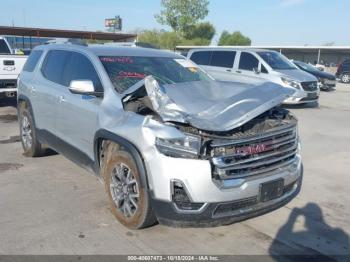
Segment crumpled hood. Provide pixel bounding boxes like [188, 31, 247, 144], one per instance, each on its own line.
[141, 77, 295, 132]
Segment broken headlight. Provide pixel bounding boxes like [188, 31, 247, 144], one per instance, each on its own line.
[155, 133, 201, 158]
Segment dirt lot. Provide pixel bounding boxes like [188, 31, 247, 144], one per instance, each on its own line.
[0, 84, 349, 257]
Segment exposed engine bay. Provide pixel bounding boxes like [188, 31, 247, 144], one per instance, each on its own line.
[122, 76, 296, 132]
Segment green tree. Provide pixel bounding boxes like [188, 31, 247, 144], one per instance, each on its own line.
[184, 22, 215, 41]
[179, 37, 211, 46]
[218, 30, 251, 46]
[138, 28, 212, 50]
[138, 29, 181, 50]
[155, 0, 209, 34]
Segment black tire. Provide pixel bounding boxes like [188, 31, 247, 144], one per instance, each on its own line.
[341, 73, 350, 83]
[101, 142, 157, 229]
[18, 102, 45, 157]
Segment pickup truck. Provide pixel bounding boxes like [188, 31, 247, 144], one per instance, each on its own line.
[0, 37, 28, 99]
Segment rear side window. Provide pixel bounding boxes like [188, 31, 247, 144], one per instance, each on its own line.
[23, 50, 43, 72]
[41, 50, 70, 85]
[210, 51, 236, 68]
[190, 51, 212, 65]
[239, 52, 259, 71]
[62, 52, 103, 92]
[0, 39, 11, 54]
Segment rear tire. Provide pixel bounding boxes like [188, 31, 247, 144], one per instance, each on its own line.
[18, 103, 45, 157]
[341, 73, 350, 83]
[101, 142, 157, 229]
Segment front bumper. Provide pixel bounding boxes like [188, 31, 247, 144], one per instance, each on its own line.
[319, 80, 336, 90]
[151, 169, 302, 227]
[283, 91, 319, 104]
[0, 79, 17, 96]
[146, 146, 303, 226]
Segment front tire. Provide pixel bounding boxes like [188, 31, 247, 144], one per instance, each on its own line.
[101, 142, 156, 229]
[18, 103, 45, 157]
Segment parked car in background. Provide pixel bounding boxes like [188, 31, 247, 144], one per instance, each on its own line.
[17, 43, 302, 229]
[336, 59, 350, 83]
[293, 60, 336, 91]
[187, 48, 320, 105]
[0, 36, 28, 99]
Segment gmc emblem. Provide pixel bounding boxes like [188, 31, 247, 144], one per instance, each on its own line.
[236, 143, 269, 156]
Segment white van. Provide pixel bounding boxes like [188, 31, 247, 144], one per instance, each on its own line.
[187, 48, 319, 104]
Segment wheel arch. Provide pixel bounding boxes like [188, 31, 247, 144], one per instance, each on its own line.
[94, 129, 150, 189]
[17, 94, 36, 126]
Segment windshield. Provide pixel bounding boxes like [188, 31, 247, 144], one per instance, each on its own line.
[294, 61, 320, 73]
[258, 51, 296, 70]
[100, 56, 211, 93]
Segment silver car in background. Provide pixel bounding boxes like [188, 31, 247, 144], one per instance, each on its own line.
[17, 43, 303, 229]
[187, 48, 320, 104]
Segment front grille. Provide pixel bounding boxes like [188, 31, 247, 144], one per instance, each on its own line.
[301, 81, 318, 91]
[211, 124, 298, 179]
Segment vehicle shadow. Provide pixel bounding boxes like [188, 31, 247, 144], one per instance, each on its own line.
[283, 101, 319, 110]
[0, 97, 17, 108]
[269, 203, 350, 261]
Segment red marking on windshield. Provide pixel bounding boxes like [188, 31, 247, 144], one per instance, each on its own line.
[117, 71, 146, 79]
[100, 57, 133, 63]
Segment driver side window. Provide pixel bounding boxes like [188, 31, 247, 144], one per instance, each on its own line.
[239, 52, 259, 71]
[62, 52, 103, 92]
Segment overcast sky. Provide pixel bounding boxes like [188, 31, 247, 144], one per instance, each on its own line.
[0, 0, 348, 45]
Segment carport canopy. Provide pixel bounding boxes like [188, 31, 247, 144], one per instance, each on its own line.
[0, 26, 136, 42]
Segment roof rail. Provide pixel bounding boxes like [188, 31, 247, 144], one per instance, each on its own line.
[44, 38, 87, 46]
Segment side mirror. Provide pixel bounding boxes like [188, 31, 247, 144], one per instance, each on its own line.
[253, 67, 260, 74]
[69, 80, 103, 97]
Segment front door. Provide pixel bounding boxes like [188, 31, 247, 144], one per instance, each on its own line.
[233, 51, 266, 84]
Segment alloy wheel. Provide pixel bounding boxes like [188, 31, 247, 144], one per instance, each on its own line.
[342, 74, 350, 83]
[109, 163, 140, 218]
[21, 115, 32, 150]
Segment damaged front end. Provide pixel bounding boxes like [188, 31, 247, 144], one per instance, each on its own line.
[121, 76, 302, 224]
[122, 75, 299, 180]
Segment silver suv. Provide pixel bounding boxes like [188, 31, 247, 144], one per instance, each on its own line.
[17, 43, 303, 229]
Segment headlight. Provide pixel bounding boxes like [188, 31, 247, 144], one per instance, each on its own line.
[155, 133, 201, 158]
[281, 77, 301, 89]
[317, 77, 325, 83]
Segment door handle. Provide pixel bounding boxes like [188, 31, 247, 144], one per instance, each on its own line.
[226, 69, 232, 72]
[236, 70, 242, 73]
[58, 95, 66, 103]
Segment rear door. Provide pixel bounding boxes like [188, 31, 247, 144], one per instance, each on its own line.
[55, 51, 103, 161]
[206, 51, 236, 81]
[189, 50, 237, 81]
[32, 50, 70, 134]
